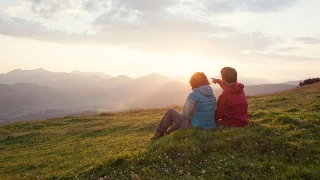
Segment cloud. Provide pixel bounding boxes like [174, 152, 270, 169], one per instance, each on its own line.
[0, 17, 46, 37]
[0, 5, 283, 62]
[0, 16, 91, 44]
[90, 1, 279, 57]
[0, 4, 27, 17]
[29, 0, 77, 18]
[83, 0, 300, 15]
[91, 8, 236, 53]
[83, 1, 99, 12]
[0, 12, 277, 60]
[275, 47, 301, 52]
[296, 37, 320, 44]
[1, 0, 314, 63]
[200, 0, 299, 14]
[82, 0, 177, 12]
[87, 0, 297, 56]
[246, 51, 320, 62]
[82, 0, 111, 12]
[0, 6, 18, 16]
[116, 0, 177, 12]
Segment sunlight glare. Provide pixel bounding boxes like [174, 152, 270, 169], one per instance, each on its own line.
[174, 52, 201, 76]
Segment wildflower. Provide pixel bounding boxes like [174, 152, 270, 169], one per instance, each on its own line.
[271, 166, 275, 171]
[271, 151, 275, 154]
[201, 170, 206, 174]
[179, 170, 183, 174]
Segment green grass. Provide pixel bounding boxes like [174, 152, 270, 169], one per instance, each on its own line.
[1, 83, 320, 179]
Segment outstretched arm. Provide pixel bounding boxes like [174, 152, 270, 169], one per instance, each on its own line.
[212, 78, 226, 90]
[217, 79, 226, 89]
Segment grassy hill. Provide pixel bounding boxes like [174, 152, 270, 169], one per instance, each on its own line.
[0, 83, 319, 179]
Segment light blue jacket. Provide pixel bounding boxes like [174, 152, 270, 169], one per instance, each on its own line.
[182, 85, 216, 130]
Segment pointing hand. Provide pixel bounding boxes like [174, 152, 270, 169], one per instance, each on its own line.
[211, 78, 218, 84]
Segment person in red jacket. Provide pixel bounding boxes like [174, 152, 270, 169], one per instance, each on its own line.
[211, 67, 249, 127]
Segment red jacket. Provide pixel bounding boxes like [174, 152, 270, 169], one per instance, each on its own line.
[215, 80, 249, 127]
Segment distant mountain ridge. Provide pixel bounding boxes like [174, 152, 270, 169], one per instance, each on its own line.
[0, 68, 301, 86]
[0, 83, 64, 106]
[0, 68, 123, 92]
[0, 68, 300, 124]
[70, 70, 113, 79]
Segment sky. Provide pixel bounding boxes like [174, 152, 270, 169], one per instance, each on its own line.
[0, 0, 319, 81]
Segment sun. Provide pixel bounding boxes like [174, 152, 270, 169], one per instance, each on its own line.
[174, 52, 201, 76]
[173, 52, 230, 78]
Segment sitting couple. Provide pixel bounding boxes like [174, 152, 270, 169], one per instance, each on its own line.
[152, 67, 249, 139]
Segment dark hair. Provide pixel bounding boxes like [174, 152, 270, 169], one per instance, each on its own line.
[189, 72, 210, 89]
[220, 67, 237, 84]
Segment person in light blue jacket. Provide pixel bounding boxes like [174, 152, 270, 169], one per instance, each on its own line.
[151, 72, 216, 139]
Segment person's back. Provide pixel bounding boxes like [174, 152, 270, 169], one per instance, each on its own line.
[183, 84, 216, 130]
[212, 67, 249, 127]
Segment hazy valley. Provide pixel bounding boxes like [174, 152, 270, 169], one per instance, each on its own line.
[0, 68, 298, 124]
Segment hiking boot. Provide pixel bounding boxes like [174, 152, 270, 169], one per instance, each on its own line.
[151, 132, 163, 140]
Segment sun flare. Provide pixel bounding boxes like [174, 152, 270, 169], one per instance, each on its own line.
[174, 52, 201, 76]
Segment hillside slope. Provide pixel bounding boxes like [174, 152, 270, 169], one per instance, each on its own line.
[0, 83, 319, 179]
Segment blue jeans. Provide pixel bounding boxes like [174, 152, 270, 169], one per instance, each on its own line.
[156, 108, 190, 135]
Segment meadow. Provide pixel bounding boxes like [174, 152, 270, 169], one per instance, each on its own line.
[0, 83, 319, 179]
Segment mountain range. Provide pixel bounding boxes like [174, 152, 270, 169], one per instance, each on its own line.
[0, 68, 300, 124]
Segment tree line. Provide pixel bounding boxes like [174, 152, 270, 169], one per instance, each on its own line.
[299, 77, 320, 86]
